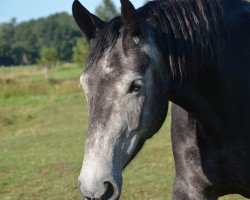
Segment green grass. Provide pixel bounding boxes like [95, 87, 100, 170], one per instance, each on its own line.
[0, 64, 245, 199]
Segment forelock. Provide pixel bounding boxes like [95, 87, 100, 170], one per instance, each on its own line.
[87, 17, 123, 68]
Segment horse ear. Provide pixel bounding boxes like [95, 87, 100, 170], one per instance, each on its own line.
[72, 0, 106, 42]
[120, 0, 142, 37]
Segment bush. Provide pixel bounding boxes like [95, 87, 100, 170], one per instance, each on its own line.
[72, 37, 89, 68]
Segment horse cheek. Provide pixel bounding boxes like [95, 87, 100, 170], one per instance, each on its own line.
[127, 97, 144, 132]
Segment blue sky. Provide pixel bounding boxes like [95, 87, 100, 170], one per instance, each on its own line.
[0, 0, 146, 23]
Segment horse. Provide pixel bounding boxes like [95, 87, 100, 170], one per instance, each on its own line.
[72, 0, 250, 199]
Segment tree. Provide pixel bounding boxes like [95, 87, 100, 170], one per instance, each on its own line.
[38, 12, 82, 61]
[0, 19, 16, 66]
[0, 13, 82, 66]
[72, 37, 89, 67]
[39, 47, 58, 80]
[13, 20, 38, 65]
[95, 0, 118, 21]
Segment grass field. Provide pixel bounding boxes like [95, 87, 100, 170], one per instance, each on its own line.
[0, 64, 245, 200]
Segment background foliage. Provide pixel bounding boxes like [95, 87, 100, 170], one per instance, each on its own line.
[72, 38, 89, 66]
[0, 13, 81, 66]
[95, 0, 118, 21]
[0, 0, 118, 67]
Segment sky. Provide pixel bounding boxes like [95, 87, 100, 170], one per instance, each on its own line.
[0, 0, 146, 23]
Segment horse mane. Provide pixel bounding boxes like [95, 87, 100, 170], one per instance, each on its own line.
[88, 0, 232, 78]
[138, 0, 230, 77]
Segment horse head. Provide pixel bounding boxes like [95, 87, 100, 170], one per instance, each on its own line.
[73, 0, 170, 199]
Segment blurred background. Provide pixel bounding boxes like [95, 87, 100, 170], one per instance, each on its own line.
[0, 0, 245, 199]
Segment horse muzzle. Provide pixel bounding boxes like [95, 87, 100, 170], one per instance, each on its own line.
[78, 158, 122, 200]
[78, 176, 121, 200]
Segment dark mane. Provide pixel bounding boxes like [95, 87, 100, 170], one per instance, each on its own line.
[88, 0, 233, 77]
[138, 0, 230, 77]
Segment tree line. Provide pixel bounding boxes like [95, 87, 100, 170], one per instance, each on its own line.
[0, 0, 118, 67]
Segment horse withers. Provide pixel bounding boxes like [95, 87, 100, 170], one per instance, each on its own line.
[72, 0, 250, 199]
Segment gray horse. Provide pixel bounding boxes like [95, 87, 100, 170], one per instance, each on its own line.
[72, 0, 250, 199]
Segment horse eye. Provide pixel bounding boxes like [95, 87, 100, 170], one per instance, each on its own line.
[129, 80, 143, 93]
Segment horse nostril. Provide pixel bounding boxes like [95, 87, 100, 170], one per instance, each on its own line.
[103, 181, 115, 199]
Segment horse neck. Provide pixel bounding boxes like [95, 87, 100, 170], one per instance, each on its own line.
[147, 0, 250, 137]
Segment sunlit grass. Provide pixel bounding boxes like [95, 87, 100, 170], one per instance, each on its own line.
[0, 64, 245, 199]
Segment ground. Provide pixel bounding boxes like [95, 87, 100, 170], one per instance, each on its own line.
[0, 64, 244, 199]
